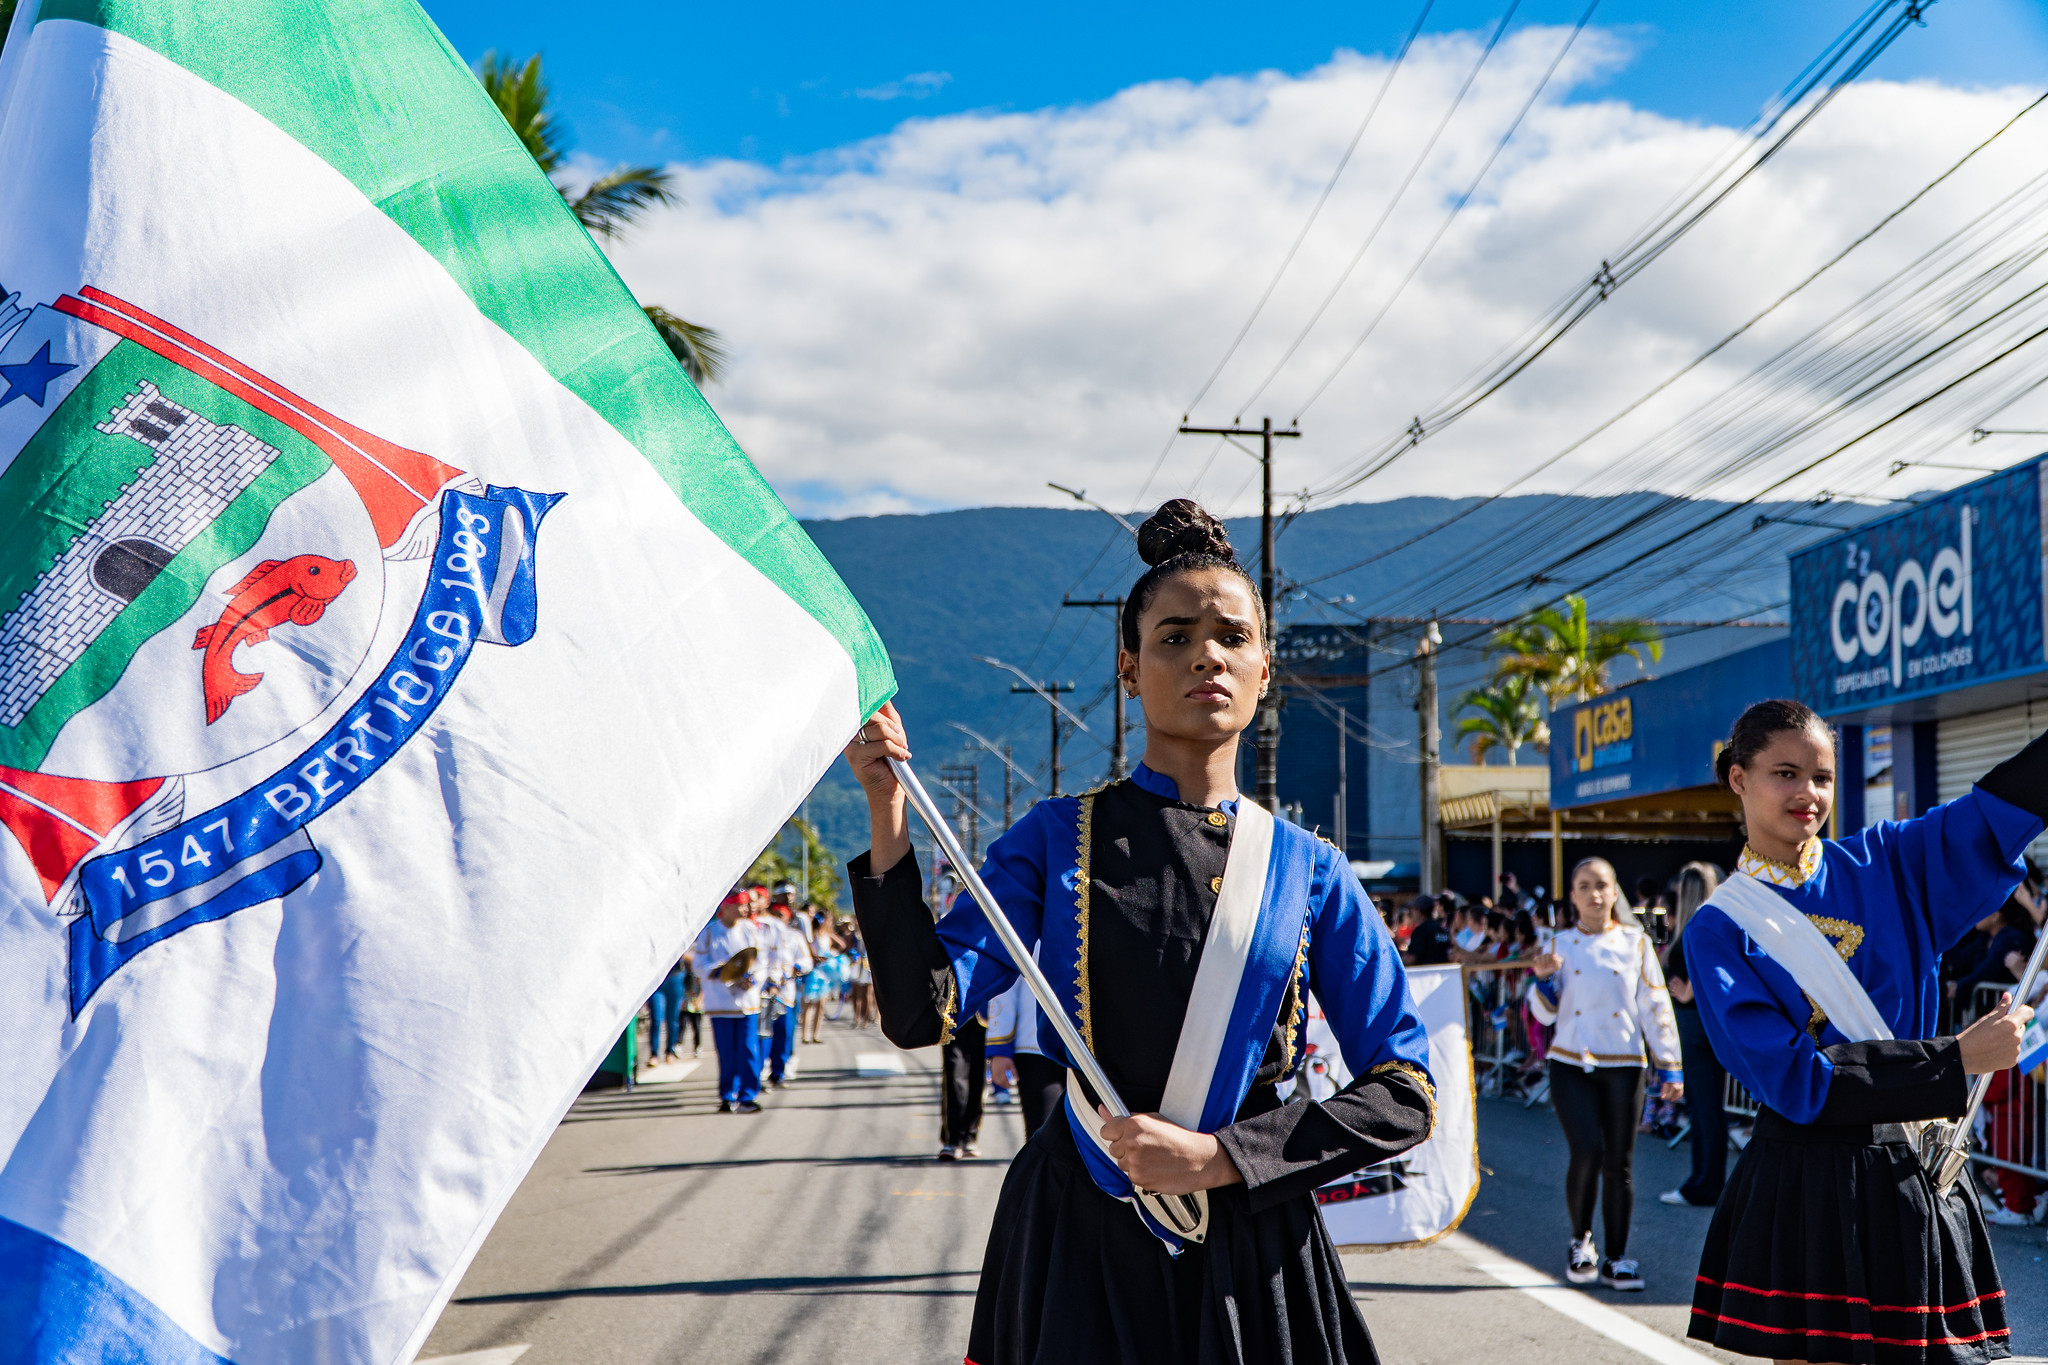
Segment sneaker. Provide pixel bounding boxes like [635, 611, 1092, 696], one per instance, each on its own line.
[1657, 1189, 1690, 1206]
[961, 1141, 981, 1158]
[736, 1101, 763, 1114]
[936, 1145, 959, 1161]
[1986, 1205, 2034, 1227]
[717, 1101, 733, 1113]
[1601, 1257, 1644, 1291]
[1566, 1234, 1598, 1284]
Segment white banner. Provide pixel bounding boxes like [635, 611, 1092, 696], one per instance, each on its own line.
[1298, 964, 1479, 1248]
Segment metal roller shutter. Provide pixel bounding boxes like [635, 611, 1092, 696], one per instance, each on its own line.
[1936, 703, 2048, 864]
[1936, 704, 2043, 803]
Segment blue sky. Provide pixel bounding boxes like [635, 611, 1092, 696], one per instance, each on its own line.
[417, 0, 2048, 167]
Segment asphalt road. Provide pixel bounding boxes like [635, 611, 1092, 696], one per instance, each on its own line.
[418, 1018, 2048, 1365]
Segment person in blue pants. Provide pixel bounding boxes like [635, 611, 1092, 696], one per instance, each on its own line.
[646, 959, 686, 1063]
[764, 889, 812, 1086]
[689, 889, 766, 1113]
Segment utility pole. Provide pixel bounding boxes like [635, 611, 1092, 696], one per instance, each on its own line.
[1335, 704, 1347, 855]
[1176, 417, 1302, 811]
[1062, 596, 1129, 779]
[1416, 620, 1442, 895]
[938, 762, 981, 863]
[1010, 681, 1077, 795]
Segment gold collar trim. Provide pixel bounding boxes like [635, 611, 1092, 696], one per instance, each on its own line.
[1738, 838, 1823, 888]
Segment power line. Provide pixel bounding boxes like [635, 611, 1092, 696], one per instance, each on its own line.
[1340, 148, 2048, 617]
[1288, 0, 1601, 420]
[1175, 0, 1437, 422]
[1290, 86, 2048, 587]
[1303, 0, 1939, 502]
[1225, 0, 1524, 420]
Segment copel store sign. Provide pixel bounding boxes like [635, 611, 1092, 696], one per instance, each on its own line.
[1790, 458, 2048, 715]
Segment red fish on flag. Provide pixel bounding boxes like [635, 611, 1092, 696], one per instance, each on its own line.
[191, 554, 359, 724]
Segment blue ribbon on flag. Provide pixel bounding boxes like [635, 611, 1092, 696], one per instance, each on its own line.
[67, 485, 563, 1013]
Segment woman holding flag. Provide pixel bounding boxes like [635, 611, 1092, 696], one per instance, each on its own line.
[1683, 699, 2044, 1363]
[846, 500, 1434, 1365]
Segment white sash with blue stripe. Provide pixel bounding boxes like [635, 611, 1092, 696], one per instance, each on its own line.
[1066, 796, 1313, 1252]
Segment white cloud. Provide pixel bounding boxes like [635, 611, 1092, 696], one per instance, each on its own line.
[603, 27, 2048, 520]
[852, 71, 952, 102]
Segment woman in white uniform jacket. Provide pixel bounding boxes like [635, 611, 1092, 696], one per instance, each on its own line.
[1529, 857, 1682, 1291]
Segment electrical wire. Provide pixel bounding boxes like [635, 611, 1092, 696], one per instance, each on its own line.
[1289, 86, 2048, 586]
[1287, 0, 1601, 419]
[1176, 0, 1437, 422]
[1303, 0, 1938, 502]
[1224, 0, 1524, 421]
[1352, 157, 2048, 618]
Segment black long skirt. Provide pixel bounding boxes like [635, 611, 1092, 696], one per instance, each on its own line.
[967, 1111, 1377, 1365]
[1688, 1109, 2009, 1364]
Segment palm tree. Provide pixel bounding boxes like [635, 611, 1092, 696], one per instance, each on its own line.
[477, 52, 726, 385]
[1455, 674, 1548, 766]
[1491, 595, 1661, 707]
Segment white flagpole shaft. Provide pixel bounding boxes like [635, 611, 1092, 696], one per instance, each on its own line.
[889, 756, 1131, 1120]
[1934, 925, 2048, 1178]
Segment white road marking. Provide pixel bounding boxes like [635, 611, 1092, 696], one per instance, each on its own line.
[1442, 1233, 1719, 1365]
[415, 1347, 530, 1365]
[855, 1052, 907, 1075]
[636, 1059, 700, 1084]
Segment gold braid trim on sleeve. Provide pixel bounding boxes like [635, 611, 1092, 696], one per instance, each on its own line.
[936, 970, 958, 1047]
[1074, 792, 1097, 1055]
[1277, 914, 1312, 1074]
[1369, 1059, 1439, 1137]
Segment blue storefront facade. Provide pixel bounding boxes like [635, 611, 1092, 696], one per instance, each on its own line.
[1550, 639, 1791, 815]
[1539, 639, 1789, 900]
[1790, 455, 2048, 828]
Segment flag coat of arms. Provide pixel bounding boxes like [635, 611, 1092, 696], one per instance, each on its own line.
[0, 2, 893, 1361]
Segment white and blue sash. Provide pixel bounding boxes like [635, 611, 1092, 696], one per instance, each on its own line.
[1059, 795, 1319, 1252]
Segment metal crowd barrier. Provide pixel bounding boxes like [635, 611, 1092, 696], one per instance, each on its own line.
[1458, 960, 2048, 1194]
[1460, 961, 1543, 1103]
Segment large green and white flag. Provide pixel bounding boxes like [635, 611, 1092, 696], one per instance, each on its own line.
[0, 3, 892, 1360]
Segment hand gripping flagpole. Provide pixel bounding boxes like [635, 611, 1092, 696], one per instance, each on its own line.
[1919, 926, 2048, 1193]
[889, 757, 1129, 1118]
[889, 757, 1208, 1237]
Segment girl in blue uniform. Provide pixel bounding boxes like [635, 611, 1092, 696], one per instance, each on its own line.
[1684, 699, 2040, 1365]
[844, 501, 1434, 1365]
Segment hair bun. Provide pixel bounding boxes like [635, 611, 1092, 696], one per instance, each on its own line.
[1136, 499, 1234, 568]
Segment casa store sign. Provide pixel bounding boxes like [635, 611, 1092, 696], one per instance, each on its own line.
[1791, 458, 2047, 715]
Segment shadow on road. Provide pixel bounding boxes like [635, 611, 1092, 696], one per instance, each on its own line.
[456, 1270, 980, 1304]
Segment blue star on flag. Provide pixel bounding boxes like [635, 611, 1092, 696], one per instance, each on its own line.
[0, 342, 75, 409]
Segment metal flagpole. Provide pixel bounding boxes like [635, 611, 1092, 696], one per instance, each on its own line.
[1920, 927, 2048, 1192]
[889, 756, 1209, 1235]
[889, 756, 1129, 1118]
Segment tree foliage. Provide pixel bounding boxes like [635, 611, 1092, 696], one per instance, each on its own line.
[1489, 594, 1661, 708]
[745, 817, 842, 914]
[1455, 673, 1547, 765]
[475, 50, 725, 385]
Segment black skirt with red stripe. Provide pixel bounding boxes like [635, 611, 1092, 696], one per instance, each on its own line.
[1689, 1109, 2009, 1364]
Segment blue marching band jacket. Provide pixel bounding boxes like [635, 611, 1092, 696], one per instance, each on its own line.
[853, 764, 1435, 1251]
[1687, 771, 2048, 1128]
